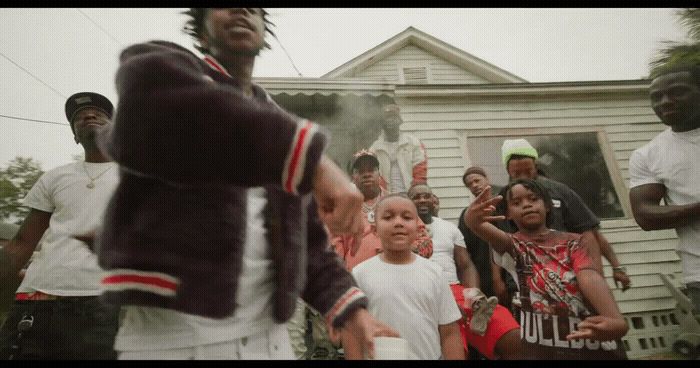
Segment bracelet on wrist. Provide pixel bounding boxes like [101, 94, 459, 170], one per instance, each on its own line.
[612, 266, 627, 273]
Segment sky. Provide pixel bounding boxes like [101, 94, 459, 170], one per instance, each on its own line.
[0, 8, 690, 171]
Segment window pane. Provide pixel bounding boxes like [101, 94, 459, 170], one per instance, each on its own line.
[467, 133, 624, 219]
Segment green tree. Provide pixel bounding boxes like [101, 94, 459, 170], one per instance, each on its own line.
[650, 8, 700, 77]
[0, 157, 44, 224]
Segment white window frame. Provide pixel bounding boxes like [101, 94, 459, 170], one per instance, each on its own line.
[460, 126, 633, 219]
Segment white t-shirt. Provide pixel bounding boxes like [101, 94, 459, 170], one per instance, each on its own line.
[352, 255, 462, 360]
[115, 187, 277, 351]
[427, 217, 467, 284]
[390, 160, 406, 193]
[629, 127, 700, 284]
[383, 141, 406, 193]
[18, 161, 118, 296]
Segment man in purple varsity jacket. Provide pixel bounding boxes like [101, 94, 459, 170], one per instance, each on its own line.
[93, 8, 396, 360]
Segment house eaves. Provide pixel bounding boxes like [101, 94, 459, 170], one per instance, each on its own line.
[321, 26, 527, 84]
[254, 77, 396, 96]
[394, 79, 651, 98]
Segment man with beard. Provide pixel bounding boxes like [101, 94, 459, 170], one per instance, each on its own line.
[409, 184, 522, 360]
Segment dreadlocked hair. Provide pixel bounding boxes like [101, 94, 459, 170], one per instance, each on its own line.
[183, 8, 276, 54]
[504, 179, 554, 228]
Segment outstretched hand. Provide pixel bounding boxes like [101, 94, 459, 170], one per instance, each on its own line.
[463, 186, 505, 229]
[337, 308, 400, 360]
[313, 156, 365, 248]
[566, 315, 628, 342]
[613, 271, 632, 292]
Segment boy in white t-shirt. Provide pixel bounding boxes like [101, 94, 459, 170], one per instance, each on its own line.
[351, 194, 464, 360]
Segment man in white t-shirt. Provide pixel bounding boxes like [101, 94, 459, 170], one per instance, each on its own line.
[629, 64, 700, 313]
[408, 184, 523, 360]
[370, 104, 427, 193]
[0, 92, 120, 359]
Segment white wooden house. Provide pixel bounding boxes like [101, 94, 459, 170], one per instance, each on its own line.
[256, 27, 684, 358]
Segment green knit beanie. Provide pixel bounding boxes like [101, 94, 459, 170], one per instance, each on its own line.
[501, 138, 538, 167]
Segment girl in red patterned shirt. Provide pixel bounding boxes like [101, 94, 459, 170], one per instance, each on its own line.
[464, 179, 628, 360]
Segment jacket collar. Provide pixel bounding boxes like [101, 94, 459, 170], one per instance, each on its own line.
[202, 54, 232, 78]
[203, 54, 278, 106]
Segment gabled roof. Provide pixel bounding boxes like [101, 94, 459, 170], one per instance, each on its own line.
[321, 26, 527, 83]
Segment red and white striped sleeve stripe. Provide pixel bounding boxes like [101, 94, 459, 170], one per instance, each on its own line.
[203, 55, 232, 78]
[282, 120, 319, 195]
[102, 269, 180, 297]
[325, 286, 366, 327]
[204, 54, 320, 195]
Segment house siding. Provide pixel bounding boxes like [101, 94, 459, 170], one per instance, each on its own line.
[352, 45, 490, 84]
[398, 97, 661, 218]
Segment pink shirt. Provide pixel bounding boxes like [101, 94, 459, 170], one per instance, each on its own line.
[332, 208, 432, 271]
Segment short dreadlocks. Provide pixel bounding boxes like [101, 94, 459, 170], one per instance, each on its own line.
[650, 63, 700, 87]
[183, 8, 276, 54]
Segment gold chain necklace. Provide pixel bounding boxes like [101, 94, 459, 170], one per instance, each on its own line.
[82, 162, 114, 189]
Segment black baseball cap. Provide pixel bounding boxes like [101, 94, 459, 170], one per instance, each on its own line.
[65, 92, 114, 133]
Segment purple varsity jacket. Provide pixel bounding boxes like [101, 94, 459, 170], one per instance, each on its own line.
[96, 40, 367, 327]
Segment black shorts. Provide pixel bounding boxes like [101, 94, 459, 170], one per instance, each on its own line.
[0, 297, 119, 360]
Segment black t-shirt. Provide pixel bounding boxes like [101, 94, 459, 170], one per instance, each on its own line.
[496, 177, 600, 234]
[458, 196, 516, 297]
[458, 206, 496, 296]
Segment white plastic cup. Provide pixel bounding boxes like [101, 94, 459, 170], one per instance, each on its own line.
[372, 337, 409, 360]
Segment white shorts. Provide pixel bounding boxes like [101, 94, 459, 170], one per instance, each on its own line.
[118, 323, 294, 360]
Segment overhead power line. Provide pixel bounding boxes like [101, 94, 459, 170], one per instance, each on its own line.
[0, 114, 68, 127]
[272, 34, 303, 77]
[0, 51, 67, 99]
[76, 9, 124, 47]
